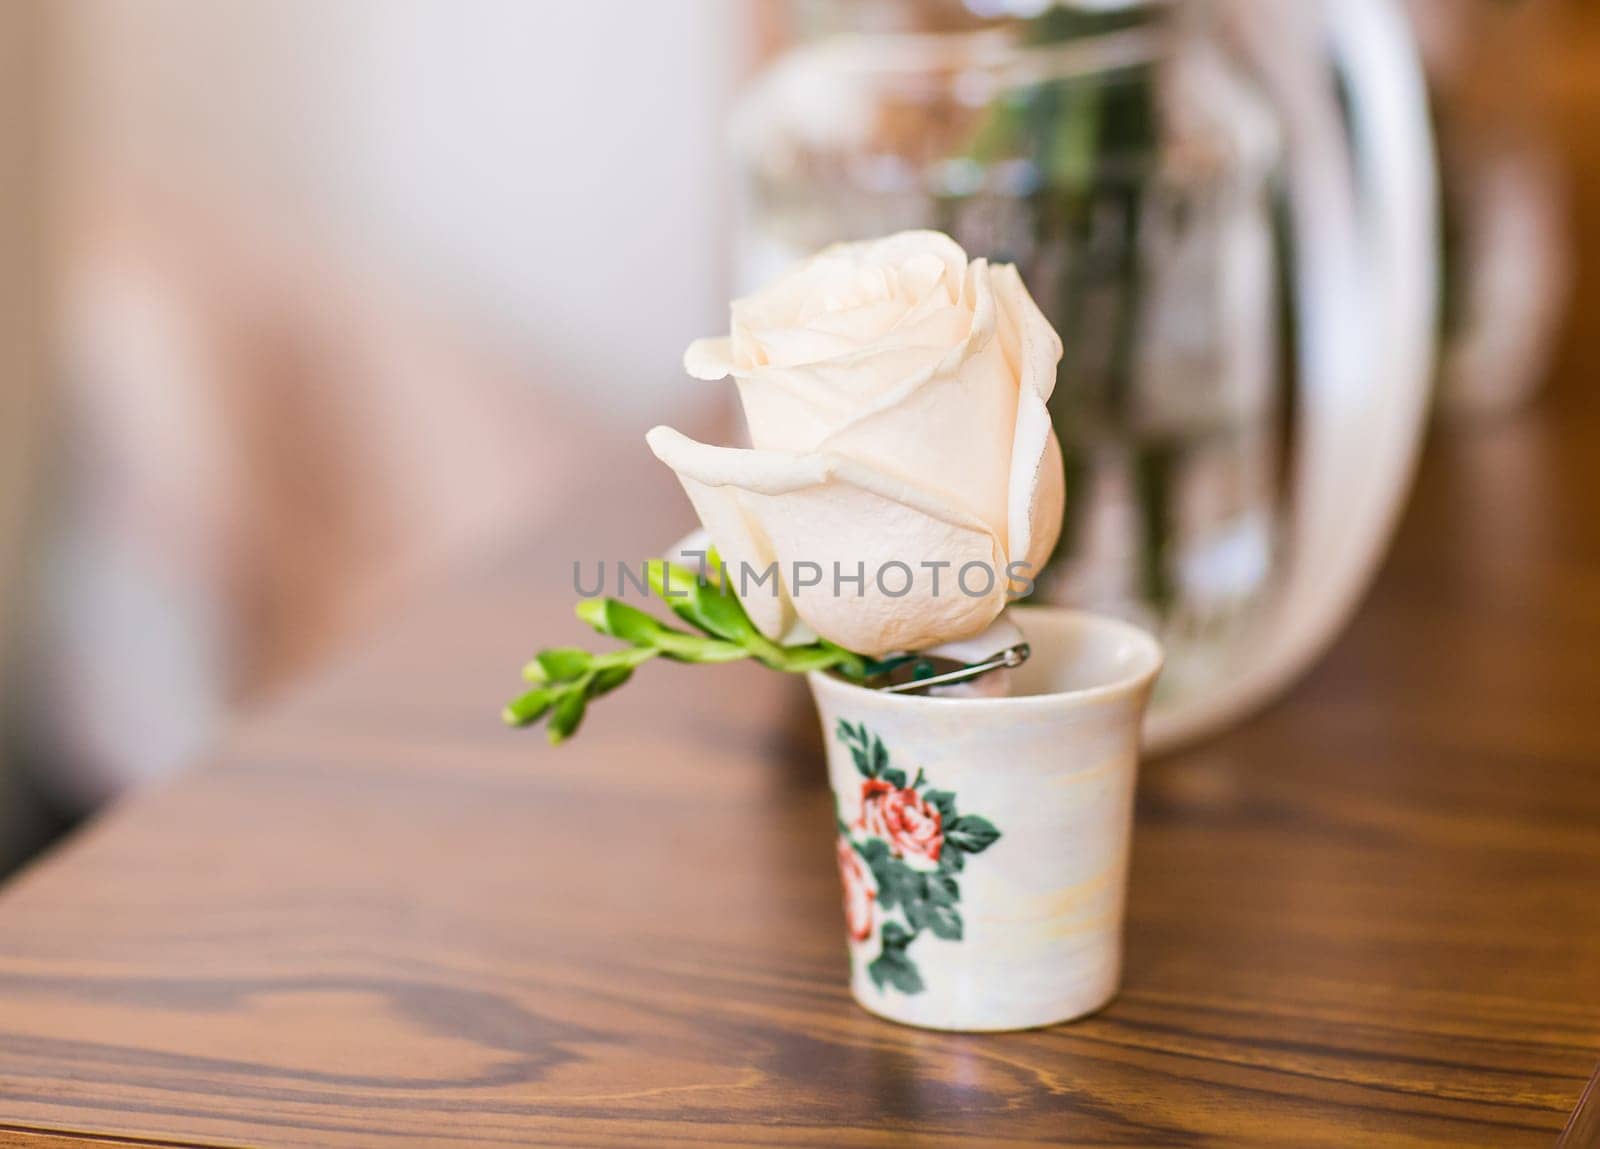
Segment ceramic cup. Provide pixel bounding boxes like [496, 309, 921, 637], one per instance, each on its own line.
[808, 606, 1163, 1032]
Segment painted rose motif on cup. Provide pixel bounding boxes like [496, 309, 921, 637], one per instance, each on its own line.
[836, 836, 877, 942]
[858, 778, 944, 865]
[833, 720, 1003, 995]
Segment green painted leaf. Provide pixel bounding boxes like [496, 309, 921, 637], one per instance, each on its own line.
[881, 767, 907, 790]
[946, 815, 1002, 855]
[926, 872, 960, 907]
[923, 789, 957, 817]
[838, 721, 877, 778]
[856, 838, 890, 864]
[868, 948, 924, 995]
[872, 857, 923, 913]
[864, 853, 897, 908]
[880, 920, 916, 951]
[922, 902, 963, 941]
[869, 735, 889, 776]
[902, 869, 962, 940]
[939, 848, 966, 874]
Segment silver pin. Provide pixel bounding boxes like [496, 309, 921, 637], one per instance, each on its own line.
[876, 643, 1031, 695]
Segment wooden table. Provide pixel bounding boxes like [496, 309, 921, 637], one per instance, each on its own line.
[7, 19, 1600, 1140]
[2, 372, 1599, 1148]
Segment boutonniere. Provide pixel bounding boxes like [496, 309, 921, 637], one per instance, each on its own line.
[505, 231, 1064, 742]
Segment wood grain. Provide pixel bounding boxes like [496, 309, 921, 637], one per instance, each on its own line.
[2, 394, 1598, 1149]
[4, 18, 1600, 1149]
[1559, 1060, 1600, 1148]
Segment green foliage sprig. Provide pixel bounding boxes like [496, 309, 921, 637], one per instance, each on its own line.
[504, 554, 883, 744]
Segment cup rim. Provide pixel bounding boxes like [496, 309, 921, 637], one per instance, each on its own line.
[807, 605, 1163, 712]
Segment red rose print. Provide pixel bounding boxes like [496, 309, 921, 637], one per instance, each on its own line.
[834, 721, 1004, 997]
[857, 778, 944, 864]
[837, 837, 876, 942]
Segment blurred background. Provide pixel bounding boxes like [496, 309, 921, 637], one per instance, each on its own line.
[0, 0, 1592, 874]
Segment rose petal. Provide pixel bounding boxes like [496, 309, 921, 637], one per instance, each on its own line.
[814, 260, 1017, 543]
[992, 262, 1065, 578]
[735, 344, 946, 452]
[852, 230, 968, 298]
[684, 337, 736, 380]
[645, 426, 1008, 655]
[741, 323, 877, 371]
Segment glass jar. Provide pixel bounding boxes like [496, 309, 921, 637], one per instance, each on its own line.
[734, 0, 1285, 698]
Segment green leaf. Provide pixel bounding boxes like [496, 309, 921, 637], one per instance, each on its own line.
[925, 872, 960, 906]
[761, 643, 850, 674]
[575, 594, 747, 665]
[852, 652, 915, 680]
[850, 747, 872, 778]
[647, 559, 761, 646]
[880, 920, 916, 951]
[928, 902, 960, 940]
[513, 564, 887, 745]
[891, 867, 962, 941]
[592, 646, 659, 672]
[577, 598, 664, 645]
[645, 557, 698, 604]
[696, 591, 761, 645]
[533, 647, 592, 683]
[870, 857, 923, 913]
[547, 687, 589, 744]
[590, 665, 635, 696]
[864, 855, 895, 907]
[906, 895, 963, 941]
[824, 644, 872, 680]
[838, 721, 876, 778]
[939, 848, 966, 874]
[881, 767, 907, 790]
[923, 789, 957, 818]
[651, 630, 750, 664]
[867, 949, 924, 995]
[946, 815, 1002, 855]
[501, 686, 556, 727]
[856, 838, 890, 864]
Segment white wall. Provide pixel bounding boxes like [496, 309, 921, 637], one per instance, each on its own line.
[60, 0, 745, 419]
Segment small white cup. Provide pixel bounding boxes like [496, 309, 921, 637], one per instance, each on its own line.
[808, 606, 1163, 1032]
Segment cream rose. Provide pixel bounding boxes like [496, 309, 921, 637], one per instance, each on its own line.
[647, 231, 1065, 657]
